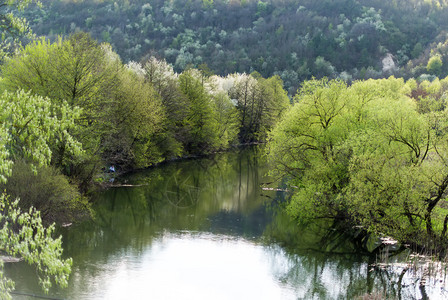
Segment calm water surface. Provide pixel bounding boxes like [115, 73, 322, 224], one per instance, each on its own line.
[5, 148, 433, 299]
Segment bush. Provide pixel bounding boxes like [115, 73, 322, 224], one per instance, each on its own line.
[0, 161, 90, 224]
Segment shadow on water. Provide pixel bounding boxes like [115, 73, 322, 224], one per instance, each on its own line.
[4, 147, 434, 299]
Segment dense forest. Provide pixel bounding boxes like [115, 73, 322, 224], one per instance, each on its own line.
[19, 0, 448, 94]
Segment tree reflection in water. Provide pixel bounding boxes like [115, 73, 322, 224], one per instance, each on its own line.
[6, 147, 447, 299]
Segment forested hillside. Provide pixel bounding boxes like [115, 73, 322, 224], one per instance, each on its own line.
[21, 0, 448, 94]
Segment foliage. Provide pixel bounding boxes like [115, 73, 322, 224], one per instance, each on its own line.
[228, 73, 290, 142]
[0, 89, 77, 297]
[1, 34, 168, 178]
[141, 56, 186, 158]
[0, 34, 110, 184]
[268, 77, 448, 248]
[0, 0, 41, 61]
[210, 91, 240, 148]
[21, 0, 448, 94]
[427, 55, 443, 75]
[0, 2, 74, 298]
[0, 161, 88, 224]
[178, 69, 220, 153]
[0, 89, 81, 183]
[0, 193, 72, 298]
[1, 36, 289, 175]
[103, 63, 166, 168]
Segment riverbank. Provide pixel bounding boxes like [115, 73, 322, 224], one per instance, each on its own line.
[93, 143, 264, 190]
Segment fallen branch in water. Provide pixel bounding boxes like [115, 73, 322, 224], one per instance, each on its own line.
[111, 184, 148, 188]
[0, 256, 22, 263]
[261, 187, 289, 192]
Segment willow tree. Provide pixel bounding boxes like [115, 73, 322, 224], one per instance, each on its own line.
[268, 77, 448, 247]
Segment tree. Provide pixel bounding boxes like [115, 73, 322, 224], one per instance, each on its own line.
[427, 55, 443, 76]
[0, 89, 75, 298]
[0, 0, 40, 61]
[0, 1, 75, 297]
[101, 63, 166, 169]
[256, 74, 290, 136]
[229, 73, 290, 142]
[0, 89, 82, 183]
[268, 78, 350, 221]
[142, 56, 187, 158]
[210, 91, 240, 148]
[268, 77, 448, 248]
[1, 33, 121, 186]
[178, 69, 220, 153]
[229, 73, 259, 142]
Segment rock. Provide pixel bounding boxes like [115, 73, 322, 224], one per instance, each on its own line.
[382, 53, 396, 72]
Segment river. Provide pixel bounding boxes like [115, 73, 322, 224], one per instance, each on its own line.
[4, 147, 444, 299]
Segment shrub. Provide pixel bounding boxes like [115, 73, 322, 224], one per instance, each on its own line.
[1, 161, 90, 224]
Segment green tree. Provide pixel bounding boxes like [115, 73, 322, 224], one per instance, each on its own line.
[230, 73, 290, 142]
[102, 63, 166, 169]
[268, 78, 350, 222]
[229, 73, 259, 142]
[178, 69, 220, 153]
[0, 89, 75, 298]
[0, 89, 82, 182]
[268, 77, 448, 247]
[211, 91, 240, 149]
[0, 1, 73, 297]
[1, 33, 122, 186]
[0, 0, 40, 61]
[427, 55, 443, 76]
[142, 56, 186, 158]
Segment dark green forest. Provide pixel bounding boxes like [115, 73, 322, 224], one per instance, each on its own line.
[21, 0, 448, 94]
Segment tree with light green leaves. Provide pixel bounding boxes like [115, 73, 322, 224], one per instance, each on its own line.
[230, 73, 290, 143]
[179, 69, 220, 153]
[142, 56, 187, 158]
[0, 2, 75, 296]
[102, 62, 166, 169]
[268, 77, 448, 248]
[1, 35, 169, 175]
[211, 91, 240, 149]
[0, 89, 77, 298]
[427, 55, 443, 76]
[0, 34, 113, 181]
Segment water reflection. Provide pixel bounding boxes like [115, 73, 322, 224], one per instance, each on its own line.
[93, 233, 299, 300]
[5, 147, 430, 299]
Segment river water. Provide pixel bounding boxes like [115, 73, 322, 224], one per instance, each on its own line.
[4, 147, 444, 299]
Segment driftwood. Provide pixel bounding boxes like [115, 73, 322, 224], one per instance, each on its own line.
[261, 187, 289, 192]
[0, 256, 22, 263]
[111, 184, 148, 188]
